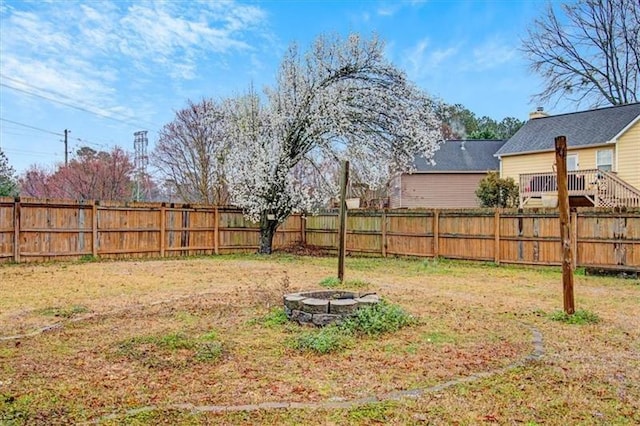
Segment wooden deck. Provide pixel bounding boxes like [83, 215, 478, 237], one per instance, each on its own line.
[519, 169, 640, 208]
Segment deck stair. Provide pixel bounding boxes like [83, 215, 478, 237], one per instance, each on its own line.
[595, 170, 640, 208]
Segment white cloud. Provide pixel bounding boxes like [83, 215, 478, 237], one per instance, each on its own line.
[0, 1, 270, 106]
[377, 5, 398, 17]
[402, 38, 459, 80]
[470, 38, 518, 71]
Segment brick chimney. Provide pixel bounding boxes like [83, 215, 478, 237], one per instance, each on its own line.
[529, 107, 548, 120]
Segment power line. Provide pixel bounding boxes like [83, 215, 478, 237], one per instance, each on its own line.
[0, 117, 64, 136]
[0, 74, 161, 128]
[3, 148, 62, 157]
[0, 79, 160, 129]
[0, 117, 114, 149]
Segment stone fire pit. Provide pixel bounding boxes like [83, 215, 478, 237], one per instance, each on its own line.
[283, 290, 380, 327]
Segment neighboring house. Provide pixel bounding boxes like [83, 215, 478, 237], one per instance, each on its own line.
[389, 139, 506, 208]
[495, 103, 640, 208]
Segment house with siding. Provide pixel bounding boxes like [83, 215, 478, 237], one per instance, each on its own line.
[389, 139, 506, 209]
[495, 103, 640, 208]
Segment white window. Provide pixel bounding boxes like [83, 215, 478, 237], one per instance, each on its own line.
[567, 154, 579, 171]
[596, 149, 613, 171]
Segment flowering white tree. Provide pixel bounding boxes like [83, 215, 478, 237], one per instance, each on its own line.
[224, 34, 442, 254]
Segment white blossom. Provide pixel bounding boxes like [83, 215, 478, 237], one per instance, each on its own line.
[220, 33, 443, 252]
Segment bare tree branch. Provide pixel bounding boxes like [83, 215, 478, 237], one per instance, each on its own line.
[522, 0, 639, 108]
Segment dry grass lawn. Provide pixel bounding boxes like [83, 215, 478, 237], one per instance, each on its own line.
[0, 254, 638, 425]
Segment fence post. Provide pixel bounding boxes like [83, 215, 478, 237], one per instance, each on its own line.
[214, 207, 220, 255]
[571, 210, 578, 270]
[92, 202, 98, 257]
[494, 209, 501, 264]
[381, 209, 387, 257]
[432, 209, 439, 258]
[159, 205, 166, 257]
[13, 198, 20, 263]
[300, 214, 306, 246]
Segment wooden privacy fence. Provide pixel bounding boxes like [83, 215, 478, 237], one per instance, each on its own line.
[305, 209, 640, 271]
[0, 198, 302, 263]
[1, 197, 638, 270]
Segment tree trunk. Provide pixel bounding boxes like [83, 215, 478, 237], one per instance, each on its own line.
[258, 214, 280, 254]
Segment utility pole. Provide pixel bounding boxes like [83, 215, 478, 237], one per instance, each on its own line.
[64, 129, 70, 166]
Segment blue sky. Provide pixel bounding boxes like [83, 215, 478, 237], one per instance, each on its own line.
[1, 0, 554, 174]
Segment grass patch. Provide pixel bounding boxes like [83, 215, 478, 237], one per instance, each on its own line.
[290, 325, 350, 354]
[36, 305, 89, 318]
[422, 331, 457, 344]
[0, 394, 33, 424]
[115, 330, 224, 368]
[319, 276, 341, 288]
[344, 401, 398, 422]
[78, 254, 98, 263]
[260, 307, 289, 327]
[319, 276, 371, 289]
[548, 309, 601, 325]
[194, 341, 224, 362]
[343, 278, 370, 289]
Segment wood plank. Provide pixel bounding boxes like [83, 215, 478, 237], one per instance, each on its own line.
[160, 206, 166, 257]
[13, 199, 20, 263]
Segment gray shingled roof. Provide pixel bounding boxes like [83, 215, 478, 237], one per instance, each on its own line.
[413, 139, 505, 172]
[495, 103, 640, 156]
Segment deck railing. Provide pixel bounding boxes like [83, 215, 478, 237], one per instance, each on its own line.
[520, 169, 600, 196]
[519, 169, 640, 208]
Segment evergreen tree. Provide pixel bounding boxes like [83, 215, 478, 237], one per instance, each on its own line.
[0, 148, 18, 197]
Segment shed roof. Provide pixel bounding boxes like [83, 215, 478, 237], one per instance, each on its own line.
[414, 139, 505, 172]
[495, 102, 640, 157]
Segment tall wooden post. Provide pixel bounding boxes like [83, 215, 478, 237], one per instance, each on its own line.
[494, 209, 501, 264]
[159, 205, 166, 257]
[338, 160, 349, 282]
[381, 209, 387, 257]
[13, 198, 20, 263]
[555, 136, 575, 315]
[432, 209, 439, 258]
[92, 202, 98, 257]
[214, 207, 220, 255]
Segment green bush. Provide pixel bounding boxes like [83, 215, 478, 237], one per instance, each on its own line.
[288, 300, 416, 354]
[341, 301, 416, 336]
[476, 171, 519, 208]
